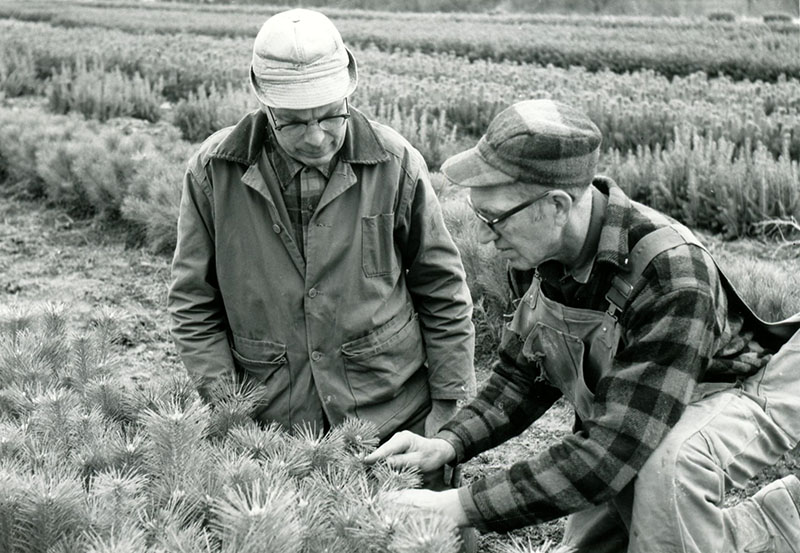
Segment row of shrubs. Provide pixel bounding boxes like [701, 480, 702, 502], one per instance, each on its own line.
[0, 104, 796, 255]
[1, 1, 799, 82]
[2, 21, 800, 163]
[708, 11, 796, 22]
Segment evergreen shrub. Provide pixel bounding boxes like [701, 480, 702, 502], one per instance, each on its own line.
[47, 58, 164, 123]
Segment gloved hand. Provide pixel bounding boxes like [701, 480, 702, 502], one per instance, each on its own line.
[424, 399, 459, 437]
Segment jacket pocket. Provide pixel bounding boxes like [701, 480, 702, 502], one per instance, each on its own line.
[361, 213, 398, 277]
[341, 309, 426, 406]
[230, 335, 287, 386]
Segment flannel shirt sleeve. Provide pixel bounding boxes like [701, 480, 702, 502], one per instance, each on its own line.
[436, 357, 563, 464]
[456, 248, 723, 532]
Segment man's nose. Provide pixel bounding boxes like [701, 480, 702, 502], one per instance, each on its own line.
[476, 222, 498, 244]
[303, 122, 326, 146]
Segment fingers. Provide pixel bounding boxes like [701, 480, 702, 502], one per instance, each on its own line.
[363, 431, 417, 464]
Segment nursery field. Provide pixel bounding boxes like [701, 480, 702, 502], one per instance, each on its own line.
[1, 1, 800, 552]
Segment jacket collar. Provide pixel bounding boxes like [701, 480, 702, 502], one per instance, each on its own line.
[592, 176, 634, 272]
[208, 106, 390, 166]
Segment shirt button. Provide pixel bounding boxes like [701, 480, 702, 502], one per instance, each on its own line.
[311, 351, 322, 361]
[308, 288, 318, 298]
[272, 224, 281, 234]
[325, 395, 332, 404]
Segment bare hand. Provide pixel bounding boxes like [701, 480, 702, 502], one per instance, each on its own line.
[364, 430, 456, 472]
[382, 488, 469, 527]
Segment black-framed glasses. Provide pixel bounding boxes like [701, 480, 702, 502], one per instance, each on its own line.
[466, 190, 552, 232]
[267, 99, 350, 139]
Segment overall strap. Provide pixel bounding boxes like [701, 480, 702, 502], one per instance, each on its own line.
[604, 224, 800, 348]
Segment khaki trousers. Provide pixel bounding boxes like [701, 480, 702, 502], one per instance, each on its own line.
[562, 330, 800, 553]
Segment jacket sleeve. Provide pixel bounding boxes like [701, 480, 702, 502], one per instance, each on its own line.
[167, 160, 235, 399]
[396, 153, 476, 401]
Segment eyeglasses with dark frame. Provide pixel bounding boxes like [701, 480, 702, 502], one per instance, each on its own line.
[267, 99, 350, 139]
[466, 189, 552, 232]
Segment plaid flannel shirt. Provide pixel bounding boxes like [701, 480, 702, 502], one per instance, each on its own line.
[438, 177, 770, 532]
[267, 141, 335, 259]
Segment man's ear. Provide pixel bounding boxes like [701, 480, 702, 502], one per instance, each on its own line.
[549, 190, 573, 226]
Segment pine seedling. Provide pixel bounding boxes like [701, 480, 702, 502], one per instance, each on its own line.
[0, 304, 34, 343]
[496, 537, 576, 553]
[325, 499, 385, 553]
[26, 387, 83, 456]
[140, 489, 206, 549]
[105, 428, 147, 475]
[84, 521, 148, 553]
[206, 377, 266, 440]
[387, 509, 461, 553]
[139, 398, 213, 507]
[72, 408, 122, 482]
[287, 422, 349, 475]
[15, 470, 90, 553]
[0, 459, 26, 553]
[0, 382, 35, 420]
[150, 519, 214, 553]
[81, 375, 138, 425]
[0, 328, 58, 388]
[0, 420, 26, 462]
[212, 447, 265, 496]
[88, 468, 148, 535]
[261, 444, 313, 480]
[211, 479, 303, 553]
[225, 419, 285, 461]
[329, 417, 380, 457]
[369, 461, 423, 494]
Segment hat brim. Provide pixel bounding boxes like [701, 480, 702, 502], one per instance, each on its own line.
[441, 146, 517, 188]
[250, 48, 358, 110]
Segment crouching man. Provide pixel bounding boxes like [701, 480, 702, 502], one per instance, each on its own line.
[367, 99, 800, 553]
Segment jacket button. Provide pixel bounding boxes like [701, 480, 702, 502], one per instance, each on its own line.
[308, 288, 318, 298]
[272, 224, 281, 234]
[311, 351, 322, 361]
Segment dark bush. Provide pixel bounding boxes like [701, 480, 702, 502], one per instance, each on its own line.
[707, 11, 736, 22]
[763, 12, 794, 23]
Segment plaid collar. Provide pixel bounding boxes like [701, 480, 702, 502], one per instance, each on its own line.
[591, 176, 635, 273]
[538, 176, 634, 281]
[267, 135, 337, 191]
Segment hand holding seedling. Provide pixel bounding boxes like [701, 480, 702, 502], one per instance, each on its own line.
[365, 430, 456, 472]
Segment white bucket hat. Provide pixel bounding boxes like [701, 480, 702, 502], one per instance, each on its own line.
[249, 9, 358, 110]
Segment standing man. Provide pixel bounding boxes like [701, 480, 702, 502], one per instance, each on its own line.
[167, 9, 475, 444]
[367, 99, 800, 553]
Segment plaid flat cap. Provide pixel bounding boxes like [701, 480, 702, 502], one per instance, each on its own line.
[442, 99, 602, 188]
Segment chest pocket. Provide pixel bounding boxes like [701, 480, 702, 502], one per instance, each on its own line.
[361, 213, 398, 277]
[521, 322, 597, 421]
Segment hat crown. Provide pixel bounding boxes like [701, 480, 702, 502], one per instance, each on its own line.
[249, 9, 358, 109]
[253, 9, 347, 70]
[442, 99, 602, 188]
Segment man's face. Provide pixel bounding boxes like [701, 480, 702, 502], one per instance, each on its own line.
[469, 185, 566, 270]
[266, 99, 349, 168]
